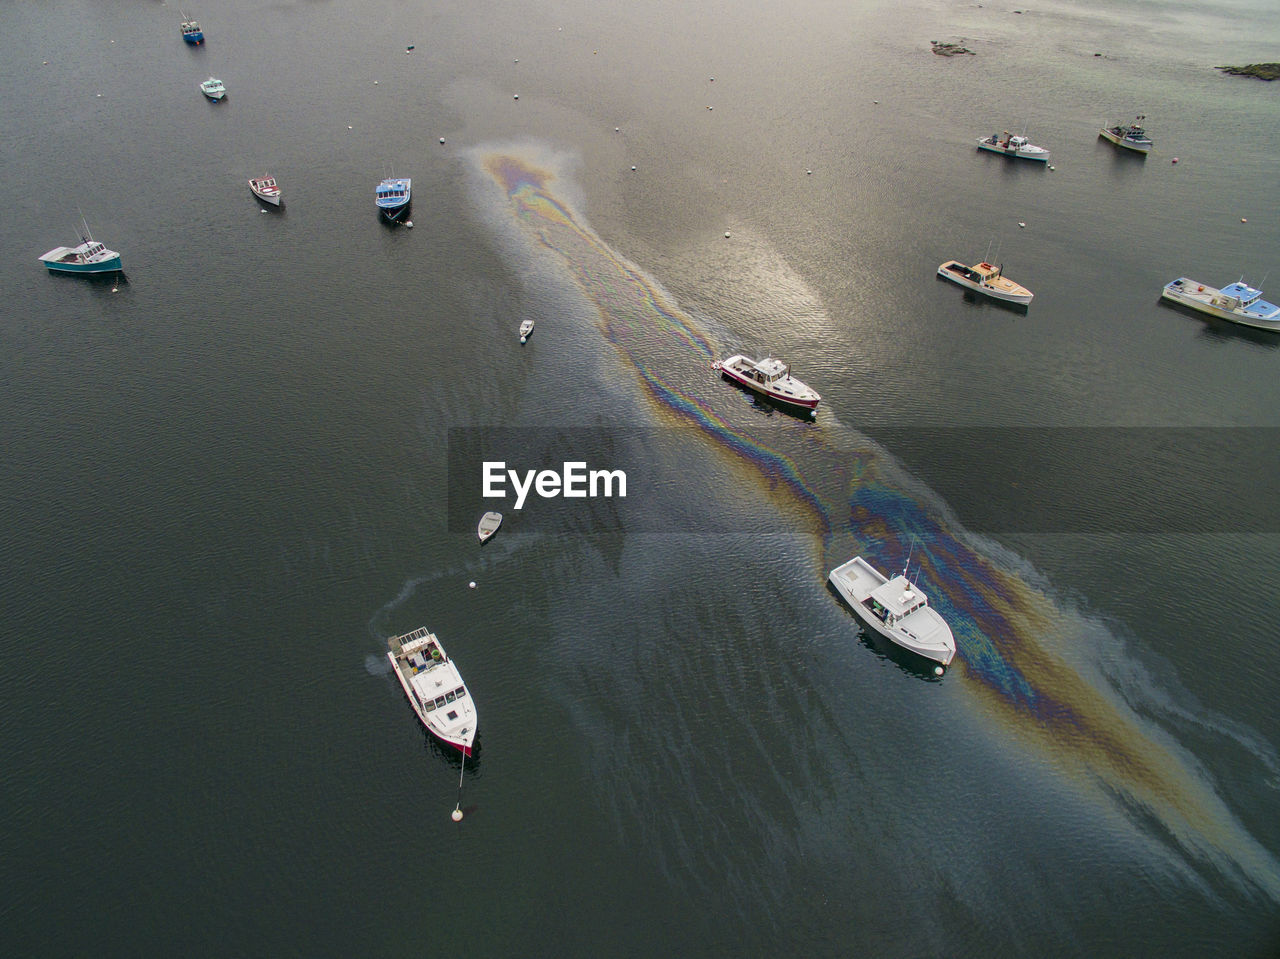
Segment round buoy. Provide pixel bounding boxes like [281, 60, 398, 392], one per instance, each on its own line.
[1241, 218, 1247, 223]
[374, 81, 378, 85]
[614, 127, 619, 132]
[439, 137, 445, 143]
[1172, 157, 1179, 164]
[1048, 164, 1055, 170]
[631, 165, 636, 171]
[405, 221, 413, 228]
[452, 808, 463, 822]
[810, 409, 817, 419]
[513, 94, 519, 99]
[348, 125, 353, 130]
[1018, 221, 1026, 228]
[934, 665, 944, 676]
[806, 169, 812, 175]
[724, 231, 731, 238]
[469, 581, 477, 589]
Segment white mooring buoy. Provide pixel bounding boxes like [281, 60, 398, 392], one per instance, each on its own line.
[935, 665, 945, 676]
[452, 807, 463, 822]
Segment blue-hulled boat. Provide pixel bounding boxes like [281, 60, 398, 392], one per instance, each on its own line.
[181, 16, 204, 45]
[39, 222, 123, 275]
[375, 176, 411, 221]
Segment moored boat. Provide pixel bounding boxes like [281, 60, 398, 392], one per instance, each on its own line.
[714, 354, 820, 415]
[829, 556, 956, 673]
[519, 318, 535, 342]
[1161, 277, 1280, 332]
[478, 511, 503, 542]
[181, 17, 204, 45]
[386, 627, 477, 756]
[200, 77, 225, 101]
[249, 175, 282, 206]
[375, 176, 411, 220]
[38, 221, 122, 275]
[976, 131, 1050, 162]
[937, 259, 1033, 305]
[1099, 116, 1152, 155]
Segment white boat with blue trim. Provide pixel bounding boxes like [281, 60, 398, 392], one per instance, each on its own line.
[829, 556, 956, 673]
[375, 176, 411, 220]
[387, 627, 477, 756]
[1161, 277, 1280, 332]
[200, 77, 225, 101]
[39, 221, 122, 275]
[976, 130, 1050, 162]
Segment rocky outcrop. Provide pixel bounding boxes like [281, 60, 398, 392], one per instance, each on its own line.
[1216, 63, 1280, 81]
[931, 40, 975, 56]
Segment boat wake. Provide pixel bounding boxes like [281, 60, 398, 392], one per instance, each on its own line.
[462, 140, 1280, 903]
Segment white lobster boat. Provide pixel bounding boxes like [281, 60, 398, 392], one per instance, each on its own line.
[1161, 277, 1280, 333]
[387, 627, 477, 756]
[714, 354, 820, 415]
[1099, 116, 1152, 155]
[829, 556, 956, 672]
[976, 131, 1050, 162]
[200, 77, 226, 101]
[938, 259, 1033, 305]
[249, 176, 282, 206]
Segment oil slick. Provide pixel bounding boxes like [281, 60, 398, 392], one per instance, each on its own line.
[466, 142, 1280, 901]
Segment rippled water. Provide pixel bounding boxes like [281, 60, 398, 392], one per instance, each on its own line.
[2, 0, 1278, 955]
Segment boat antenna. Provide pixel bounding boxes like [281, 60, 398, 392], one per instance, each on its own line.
[984, 239, 993, 264]
[903, 535, 916, 579]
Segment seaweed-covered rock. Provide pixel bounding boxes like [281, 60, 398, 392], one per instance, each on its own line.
[931, 40, 975, 57]
[1216, 63, 1280, 81]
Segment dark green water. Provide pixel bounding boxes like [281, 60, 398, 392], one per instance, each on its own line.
[2, 0, 1279, 955]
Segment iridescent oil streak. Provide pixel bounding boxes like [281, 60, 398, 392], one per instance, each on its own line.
[473, 147, 1280, 897]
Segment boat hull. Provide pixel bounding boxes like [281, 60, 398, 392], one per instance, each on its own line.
[1161, 278, 1280, 332]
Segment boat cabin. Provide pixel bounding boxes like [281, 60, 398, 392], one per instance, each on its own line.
[746, 357, 790, 384]
[864, 575, 927, 626]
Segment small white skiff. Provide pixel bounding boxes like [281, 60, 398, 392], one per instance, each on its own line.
[387, 627, 477, 756]
[519, 319, 534, 343]
[829, 556, 956, 672]
[477, 511, 503, 542]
